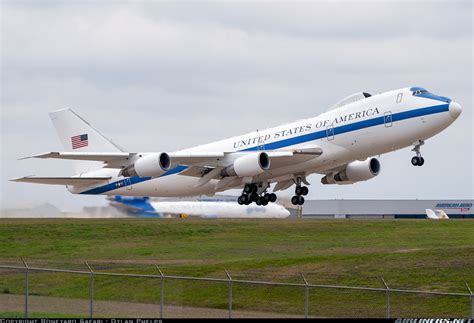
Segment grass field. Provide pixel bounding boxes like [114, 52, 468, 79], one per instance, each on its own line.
[0, 218, 473, 317]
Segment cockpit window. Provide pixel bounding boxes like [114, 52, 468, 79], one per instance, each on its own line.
[411, 87, 430, 96]
[413, 89, 429, 95]
[409, 86, 452, 103]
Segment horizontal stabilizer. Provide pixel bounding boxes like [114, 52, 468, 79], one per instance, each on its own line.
[11, 176, 111, 186]
[20, 151, 134, 168]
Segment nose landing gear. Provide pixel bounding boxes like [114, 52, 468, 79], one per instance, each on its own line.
[411, 140, 425, 166]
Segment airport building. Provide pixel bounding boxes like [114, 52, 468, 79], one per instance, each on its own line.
[301, 199, 474, 219]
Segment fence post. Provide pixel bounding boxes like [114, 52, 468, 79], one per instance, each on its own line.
[21, 258, 29, 318]
[465, 282, 473, 319]
[381, 277, 390, 318]
[156, 265, 164, 319]
[85, 262, 94, 318]
[225, 270, 233, 319]
[301, 273, 309, 318]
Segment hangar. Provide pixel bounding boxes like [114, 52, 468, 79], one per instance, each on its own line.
[301, 199, 474, 219]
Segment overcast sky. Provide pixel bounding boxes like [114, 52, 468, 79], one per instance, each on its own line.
[1, 0, 473, 211]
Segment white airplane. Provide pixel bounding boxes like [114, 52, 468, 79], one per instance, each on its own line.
[109, 196, 290, 218]
[425, 209, 450, 220]
[12, 87, 462, 206]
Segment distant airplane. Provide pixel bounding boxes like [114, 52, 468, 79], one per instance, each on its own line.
[13, 87, 461, 206]
[425, 209, 450, 220]
[109, 196, 290, 218]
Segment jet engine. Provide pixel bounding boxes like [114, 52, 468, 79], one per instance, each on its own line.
[221, 152, 270, 177]
[321, 158, 381, 184]
[121, 153, 170, 177]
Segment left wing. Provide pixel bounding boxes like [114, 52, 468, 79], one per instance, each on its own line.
[22, 147, 322, 169]
[20, 152, 133, 168]
[19, 148, 323, 189]
[11, 176, 111, 186]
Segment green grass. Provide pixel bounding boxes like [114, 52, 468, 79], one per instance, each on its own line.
[0, 312, 88, 318]
[0, 218, 473, 317]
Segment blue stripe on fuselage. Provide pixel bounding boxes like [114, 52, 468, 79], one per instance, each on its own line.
[80, 165, 188, 195]
[80, 103, 449, 195]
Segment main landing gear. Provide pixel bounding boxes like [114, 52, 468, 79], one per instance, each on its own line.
[411, 140, 425, 167]
[237, 184, 277, 206]
[291, 177, 309, 205]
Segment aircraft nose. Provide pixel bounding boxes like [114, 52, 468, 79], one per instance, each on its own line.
[449, 101, 462, 119]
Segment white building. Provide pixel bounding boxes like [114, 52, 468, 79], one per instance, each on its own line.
[302, 199, 474, 219]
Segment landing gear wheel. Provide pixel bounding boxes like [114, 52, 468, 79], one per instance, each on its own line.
[291, 195, 305, 205]
[411, 140, 425, 167]
[244, 184, 257, 194]
[261, 199, 269, 206]
[269, 193, 277, 203]
[301, 186, 309, 196]
[295, 186, 303, 196]
[263, 194, 271, 202]
[256, 197, 262, 206]
[251, 193, 259, 202]
[291, 196, 299, 205]
[237, 196, 244, 205]
[298, 196, 305, 205]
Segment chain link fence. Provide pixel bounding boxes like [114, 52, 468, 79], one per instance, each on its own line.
[0, 260, 472, 318]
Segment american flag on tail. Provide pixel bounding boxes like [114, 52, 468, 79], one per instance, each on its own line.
[71, 134, 88, 149]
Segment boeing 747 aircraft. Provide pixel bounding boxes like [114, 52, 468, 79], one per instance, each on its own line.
[13, 87, 462, 205]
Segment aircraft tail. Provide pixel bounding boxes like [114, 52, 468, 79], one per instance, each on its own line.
[49, 108, 123, 174]
[425, 208, 449, 219]
[108, 196, 160, 217]
[425, 209, 439, 219]
[434, 209, 450, 219]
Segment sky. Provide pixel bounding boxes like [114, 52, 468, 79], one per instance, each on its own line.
[1, 0, 473, 211]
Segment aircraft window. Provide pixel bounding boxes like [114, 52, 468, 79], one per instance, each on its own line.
[396, 93, 403, 103]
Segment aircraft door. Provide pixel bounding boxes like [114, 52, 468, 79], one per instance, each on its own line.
[384, 111, 393, 128]
[326, 125, 335, 141]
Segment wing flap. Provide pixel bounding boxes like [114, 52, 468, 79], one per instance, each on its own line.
[169, 148, 323, 168]
[11, 176, 111, 186]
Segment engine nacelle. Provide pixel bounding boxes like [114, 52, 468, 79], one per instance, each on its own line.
[321, 158, 381, 185]
[121, 152, 170, 178]
[221, 152, 270, 177]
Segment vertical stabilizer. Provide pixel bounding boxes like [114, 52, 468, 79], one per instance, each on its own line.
[434, 209, 450, 219]
[425, 209, 439, 219]
[49, 108, 123, 174]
